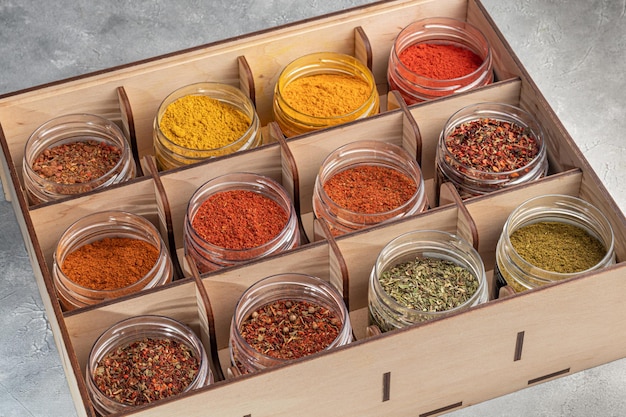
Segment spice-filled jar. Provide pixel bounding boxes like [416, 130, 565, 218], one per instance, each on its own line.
[312, 140, 428, 237]
[495, 194, 616, 294]
[368, 230, 488, 332]
[387, 17, 493, 104]
[154, 82, 263, 170]
[436, 102, 548, 199]
[184, 172, 300, 273]
[273, 52, 379, 138]
[86, 315, 213, 415]
[22, 113, 136, 204]
[52, 210, 173, 311]
[229, 273, 353, 374]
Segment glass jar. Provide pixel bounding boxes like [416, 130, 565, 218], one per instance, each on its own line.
[495, 194, 616, 294]
[436, 102, 548, 199]
[368, 230, 488, 332]
[86, 315, 213, 415]
[184, 172, 300, 273]
[273, 52, 380, 138]
[387, 17, 493, 104]
[229, 273, 353, 374]
[52, 210, 173, 311]
[154, 82, 263, 170]
[22, 113, 136, 204]
[312, 140, 428, 237]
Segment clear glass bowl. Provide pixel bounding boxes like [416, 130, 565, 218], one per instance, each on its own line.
[495, 194, 616, 293]
[86, 315, 213, 415]
[368, 230, 488, 332]
[312, 140, 427, 237]
[273, 52, 379, 137]
[154, 82, 262, 170]
[22, 113, 136, 204]
[184, 172, 300, 273]
[387, 17, 493, 104]
[53, 210, 173, 310]
[436, 102, 548, 198]
[229, 273, 353, 374]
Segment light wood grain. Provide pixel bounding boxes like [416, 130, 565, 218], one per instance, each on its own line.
[0, 0, 625, 416]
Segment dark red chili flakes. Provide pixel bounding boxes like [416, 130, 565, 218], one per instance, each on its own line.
[444, 118, 539, 174]
[239, 299, 341, 360]
[32, 140, 122, 184]
[93, 337, 200, 406]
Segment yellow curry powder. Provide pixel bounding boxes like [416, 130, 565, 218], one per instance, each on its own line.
[159, 95, 251, 150]
[282, 73, 371, 118]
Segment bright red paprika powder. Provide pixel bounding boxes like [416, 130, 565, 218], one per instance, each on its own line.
[399, 43, 483, 79]
[191, 189, 288, 250]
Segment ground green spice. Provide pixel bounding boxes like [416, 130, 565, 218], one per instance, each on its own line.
[379, 257, 478, 312]
[509, 221, 606, 273]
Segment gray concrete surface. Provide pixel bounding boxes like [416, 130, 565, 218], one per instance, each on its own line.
[1, 1, 625, 416]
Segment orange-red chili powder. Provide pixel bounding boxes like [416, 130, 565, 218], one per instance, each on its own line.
[399, 43, 483, 79]
[323, 165, 417, 213]
[192, 190, 288, 250]
[61, 237, 159, 291]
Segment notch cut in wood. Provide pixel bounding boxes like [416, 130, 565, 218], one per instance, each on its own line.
[514, 331, 525, 361]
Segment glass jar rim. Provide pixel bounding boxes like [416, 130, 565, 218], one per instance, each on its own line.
[371, 229, 487, 316]
[86, 315, 210, 409]
[275, 52, 378, 122]
[232, 273, 351, 363]
[54, 210, 169, 295]
[186, 172, 297, 253]
[392, 17, 492, 83]
[316, 140, 425, 219]
[439, 102, 546, 177]
[23, 113, 132, 189]
[500, 194, 616, 281]
[155, 82, 259, 153]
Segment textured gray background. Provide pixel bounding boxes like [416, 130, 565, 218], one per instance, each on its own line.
[1, 1, 625, 416]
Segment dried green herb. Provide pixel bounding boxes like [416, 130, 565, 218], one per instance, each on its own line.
[510, 221, 606, 273]
[379, 257, 478, 312]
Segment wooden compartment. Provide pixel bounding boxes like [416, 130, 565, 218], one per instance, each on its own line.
[1, 0, 625, 416]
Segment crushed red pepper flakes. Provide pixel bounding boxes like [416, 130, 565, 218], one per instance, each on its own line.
[191, 189, 288, 250]
[93, 337, 199, 406]
[32, 140, 122, 184]
[445, 118, 539, 174]
[239, 299, 341, 360]
[323, 165, 417, 213]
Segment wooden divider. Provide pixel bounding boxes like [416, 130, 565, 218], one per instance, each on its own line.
[1, 0, 626, 415]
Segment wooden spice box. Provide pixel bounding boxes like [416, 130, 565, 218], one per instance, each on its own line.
[2, 0, 626, 416]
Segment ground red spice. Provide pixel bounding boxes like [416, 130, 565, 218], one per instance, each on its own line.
[32, 140, 122, 184]
[61, 237, 159, 290]
[323, 165, 417, 213]
[399, 43, 483, 79]
[445, 118, 539, 173]
[239, 299, 341, 360]
[191, 190, 288, 250]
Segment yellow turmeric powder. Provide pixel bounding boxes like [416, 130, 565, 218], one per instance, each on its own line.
[159, 94, 251, 150]
[282, 73, 371, 118]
